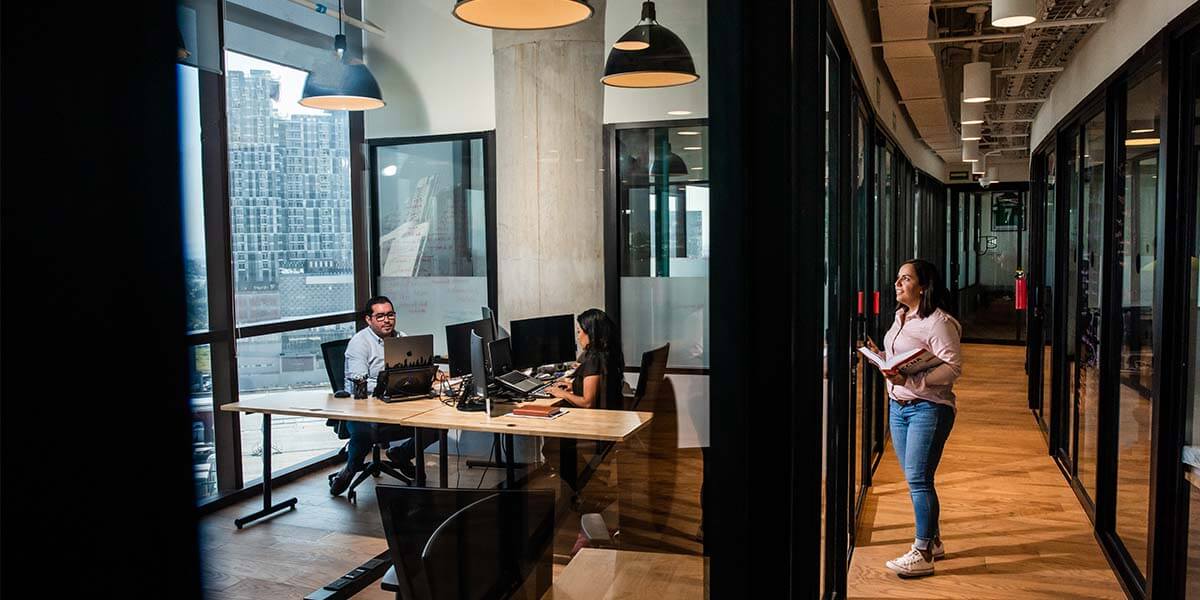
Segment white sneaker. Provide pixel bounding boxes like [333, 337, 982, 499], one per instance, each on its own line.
[931, 538, 945, 560]
[885, 546, 935, 578]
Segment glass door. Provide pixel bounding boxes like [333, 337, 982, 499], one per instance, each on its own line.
[1111, 59, 1162, 583]
[1077, 111, 1107, 507]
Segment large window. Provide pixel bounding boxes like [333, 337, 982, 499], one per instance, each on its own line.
[615, 123, 710, 368]
[225, 51, 356, 325]
[177, 0, 371, 504]
[370, 135, 492, 354]
[223, 50, 356, 480]
[179, 62, 219, 502]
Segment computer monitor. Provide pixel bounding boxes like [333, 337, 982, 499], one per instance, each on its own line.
[470, 331, 488, 401]
[376, 485, 554, 600]
[488, 337, 514, 377]
[481, 306, 500, 339]
[445, 318, 495, 377]
[509, 314, 576, 369]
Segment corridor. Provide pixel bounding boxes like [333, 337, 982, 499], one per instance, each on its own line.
[849, 344, 1124, 599]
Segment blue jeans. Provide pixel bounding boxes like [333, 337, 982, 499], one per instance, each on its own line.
[889, 399, 955, 544]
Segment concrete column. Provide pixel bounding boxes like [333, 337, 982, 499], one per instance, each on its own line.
[493, 2, 606, 329]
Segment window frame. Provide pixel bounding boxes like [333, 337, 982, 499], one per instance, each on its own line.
[365, 131, 499, 335]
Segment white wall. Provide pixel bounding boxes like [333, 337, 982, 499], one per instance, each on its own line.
[829, 0, 949, 181]
[1030, 0, 1197, 151]
[602, 1, 708, 123]
[363, 0, 495, 138]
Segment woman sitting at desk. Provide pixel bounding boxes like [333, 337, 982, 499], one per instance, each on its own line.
[545, 308, 625, 409]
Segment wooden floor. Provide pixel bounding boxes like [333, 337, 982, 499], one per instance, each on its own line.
[199, 391, 703, 599]
[848, 343, 1124, 599]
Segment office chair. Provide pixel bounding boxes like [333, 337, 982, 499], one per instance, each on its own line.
[569, 343, 670, 494]
[377, 485, 554, 600]
[320, 339, 412, 502]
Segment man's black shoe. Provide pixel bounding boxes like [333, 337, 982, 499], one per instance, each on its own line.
[328, 466, 354, 496]
[386, 445, 417, 482]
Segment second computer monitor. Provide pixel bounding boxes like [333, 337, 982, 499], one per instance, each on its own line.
[446, 318, 495, 377]
[509, 314, 576, 369]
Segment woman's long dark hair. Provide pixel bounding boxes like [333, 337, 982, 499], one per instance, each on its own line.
[577, 308, 624, 409]
[901, 259, 954, 319]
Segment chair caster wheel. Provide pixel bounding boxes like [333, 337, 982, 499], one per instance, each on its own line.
[348, 490, 357, 503]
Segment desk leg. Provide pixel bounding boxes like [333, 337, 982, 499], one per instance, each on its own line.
[560, 438, 578, 493]
[414, 427, 427, 487]
[504, 434, 516, 487]
[235, 414, 298, 529]
[438, 430, 448, 489]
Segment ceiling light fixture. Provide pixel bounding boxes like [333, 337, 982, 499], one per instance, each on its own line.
[963, 139, 980, 162]
[1125, 138, 1161, 147]
[963, 61, 992, 103]
[1129, 128, 1155, 134]
[961, 122, 982, 141]
[300, 0, 385, 111]
[667, 110, 693, 116]
[651, 144, 688, 175]
[683, 146, 702, 151]
[381, 165, 398, 176]
[972, 155, 987, 175]
[603, 1, 699, 89]
[676, 131, 701, 136]
[992, 0, 1038, 28]
[961, 100, 984, 125]
[452, 0, 593, 30]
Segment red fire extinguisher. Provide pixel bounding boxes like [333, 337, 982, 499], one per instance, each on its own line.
[1014, 270, 1028, 311]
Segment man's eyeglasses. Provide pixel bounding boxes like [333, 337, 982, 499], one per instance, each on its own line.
[371, 312, 397, 320]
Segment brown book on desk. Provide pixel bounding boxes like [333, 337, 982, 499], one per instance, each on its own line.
[512, 404, 563, 418]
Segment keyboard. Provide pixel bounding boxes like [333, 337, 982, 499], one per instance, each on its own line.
[497, 370, 548, 394]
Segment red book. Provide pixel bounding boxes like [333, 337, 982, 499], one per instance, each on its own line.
[512, 405, 563, 418]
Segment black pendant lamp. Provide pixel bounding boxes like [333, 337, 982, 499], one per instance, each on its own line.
[651, 145, 688, 176]
[300, 0, 384, 111]
[452, 0, 593, 30]
[603, 1, 698, 88]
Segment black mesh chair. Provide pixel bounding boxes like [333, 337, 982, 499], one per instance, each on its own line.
[377, 485, 554, 600]
[321, 338, 411, 502]
[571, 343, 670, 494]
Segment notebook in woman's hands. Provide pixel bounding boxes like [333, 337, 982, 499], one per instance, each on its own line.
[857, 346, 943, 375]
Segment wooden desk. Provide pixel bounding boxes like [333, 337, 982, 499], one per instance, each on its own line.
[403, 401, 652, 488]
[220, 392, 654, 524]
[220, 391, 451, 527]
[401, 401, 652, 443]
[544, 549, 705, 600]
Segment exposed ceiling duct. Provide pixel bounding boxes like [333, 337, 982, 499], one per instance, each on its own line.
[873, 0, 1118, 168]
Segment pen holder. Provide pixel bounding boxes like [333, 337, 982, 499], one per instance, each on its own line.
[351, 376, 368, 399]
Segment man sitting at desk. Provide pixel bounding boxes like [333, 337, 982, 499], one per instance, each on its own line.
[330, 295, 416, 496]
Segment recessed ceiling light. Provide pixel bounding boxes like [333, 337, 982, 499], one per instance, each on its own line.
[667, 110, 693, 116]
[1130, 128, 1155, 134]
[381, 165, 398, 176]
[691, 166, 704, 170]
[677, 131, 701, 136]
[683, 146, 702, 151]
[1125, 138, 1161, 147]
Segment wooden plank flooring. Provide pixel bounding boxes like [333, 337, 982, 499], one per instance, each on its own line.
[848, 343, 1124, 599]
[199, 391, 703, 599]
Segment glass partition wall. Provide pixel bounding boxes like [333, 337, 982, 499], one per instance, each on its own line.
[1025, 20, 1200, 595]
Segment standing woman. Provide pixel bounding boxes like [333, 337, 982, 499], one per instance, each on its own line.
[868, 259, 962, 578]
[545, 308, 625, 410]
